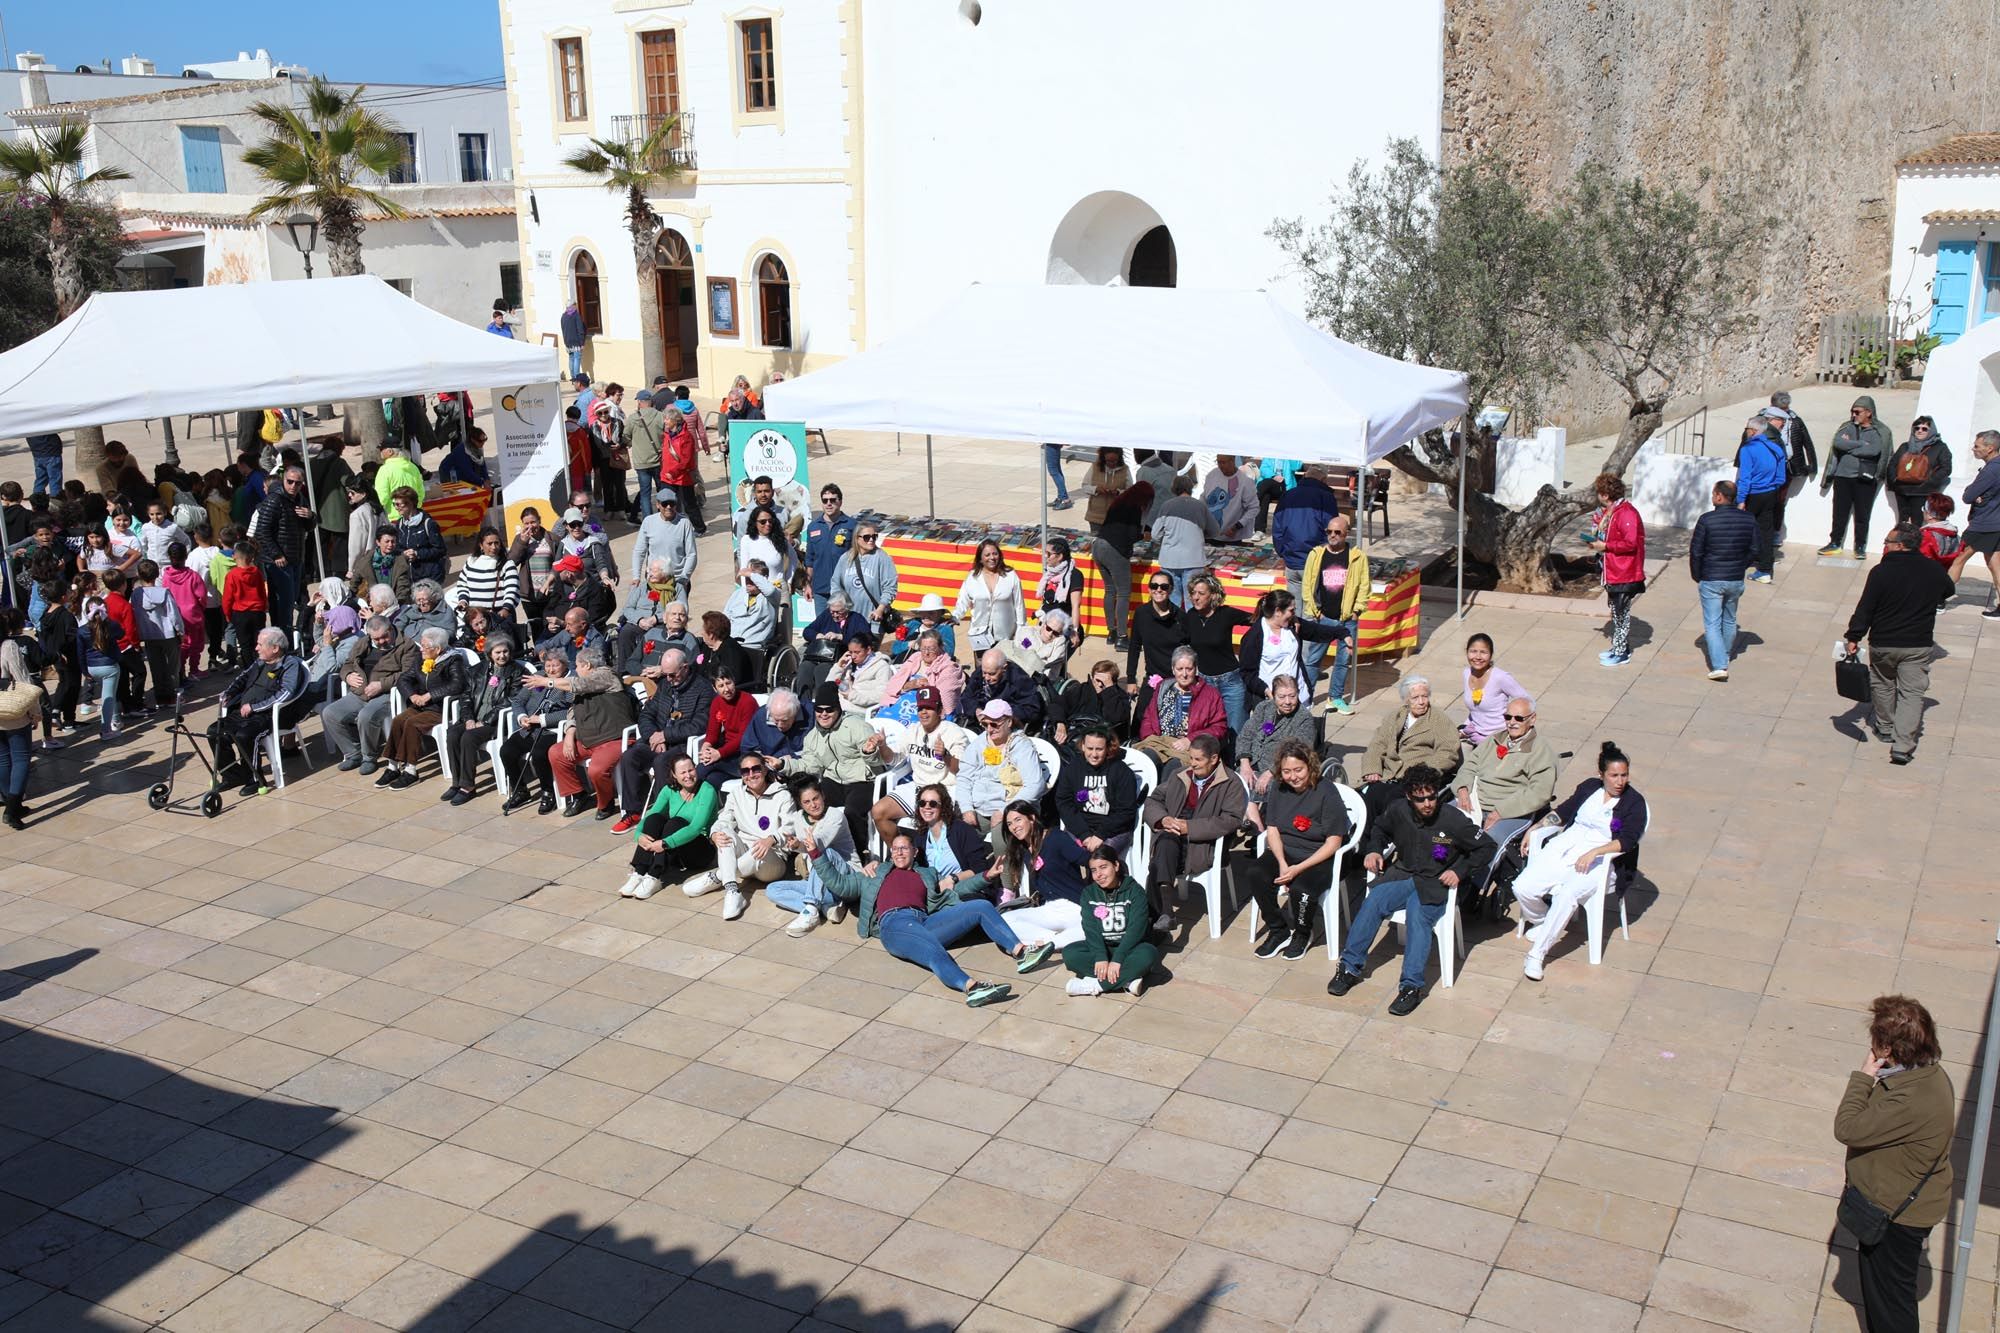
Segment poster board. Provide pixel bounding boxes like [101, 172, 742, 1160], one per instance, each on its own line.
[727, 419, 813, 623]
[490, 380, 566, 538]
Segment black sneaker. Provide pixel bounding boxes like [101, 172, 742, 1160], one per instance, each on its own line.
[1983, 607, 2000, 620]
[437, 786, 462, 802]
[536, 794, 557, 815]
[1890, 753, 1913, 766]
[1253, 930, 1287, 960]
[1327, 968, 1363, 996]
[1387, 985, 1426, 1016]
[389, 771, 419, 789]
[374, 768, 400, 788]
[237, 780, 261, 797]
[502, 788, 535, 812]
[1281, 928, 1314, 961]
[562, 796, 587, 818]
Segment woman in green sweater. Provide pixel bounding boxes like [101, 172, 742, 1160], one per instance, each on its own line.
[1063, 846, 1161, 998]
[621, 753, 718, 900]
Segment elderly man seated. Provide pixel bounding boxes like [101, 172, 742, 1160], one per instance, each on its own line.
[958, 647, 1043, 733]
[1455, 691, 1558, 857]
[731, 686, 810, 781]
[870, 686, 972, 845]
[1356, 673, 1461, 821]
[610, 647, 714, 832]
[208, 626, 308, 796]
[681, 751, 799, 921]
[1140, 733, 1246, 933]
[536, 605, 608, 670]
[321, 614, 418, 775]
[1132, 646, 1227, 772]
[881, 627, 966, 717]
[615, 597, 698, 679]
[953, 698, 1048, 857]
[1328, 765, 1494, 1016]
[1239, 673, 1318, 826]
[393, 578, 455, 643]
[543, 553, 614, 631]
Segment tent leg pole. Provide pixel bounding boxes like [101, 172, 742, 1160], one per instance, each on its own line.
[296, 408, 326, 590]
[1040, 453, 1048, 554]
[1456, 430, 1467, 621]
[926, 435, 935, 518]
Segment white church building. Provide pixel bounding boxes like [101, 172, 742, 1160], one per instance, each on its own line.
[500, 0, 1446, 391]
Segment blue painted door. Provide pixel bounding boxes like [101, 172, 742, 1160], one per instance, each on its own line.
[1982, 242, 2000, 325]
[180, 126, 225, 193]
[1931, 239, 1975, 342]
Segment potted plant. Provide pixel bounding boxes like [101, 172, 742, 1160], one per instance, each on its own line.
[1894, 333, 1942, 381]
[1850, 346, 1887, 387]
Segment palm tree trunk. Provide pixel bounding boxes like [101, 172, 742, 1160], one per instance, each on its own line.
[322, 216, 387, 451]
[630, 195, 664, 386]
[46, 217, 112, 481]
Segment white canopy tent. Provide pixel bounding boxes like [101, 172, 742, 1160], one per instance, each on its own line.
[764, 283, 1469, 465]
[0, 274, 558, 437]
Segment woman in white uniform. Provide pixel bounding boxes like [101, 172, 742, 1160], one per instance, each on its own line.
[953, 540, 1026, 655]
[1512, 740, 1647, 980]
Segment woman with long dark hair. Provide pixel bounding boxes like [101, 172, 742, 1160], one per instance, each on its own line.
[622, 752, 718, 900]
[1234, 739, 1350, 961]
[1510, 740, 1647, 980]
[954, 539, 1026, 654]
[1094, 479, 1152, 650]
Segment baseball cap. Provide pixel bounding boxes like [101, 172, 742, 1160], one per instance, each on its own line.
[561, 506, 585, 524]
[914, 686, 943, 711]
[978, 699, 1013, 720]
[552, 555, 584, 574]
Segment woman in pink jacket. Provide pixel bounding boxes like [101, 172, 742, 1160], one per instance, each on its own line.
[882, 628, 967, 716]
[1587, 473, 1646, 667]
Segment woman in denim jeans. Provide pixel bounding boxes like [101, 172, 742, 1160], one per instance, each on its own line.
[1183, 575, 1252, 733]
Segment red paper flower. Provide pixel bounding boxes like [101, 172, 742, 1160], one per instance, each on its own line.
[1494, 743, 1509, 758]
[647, 589, 661, 602]
[1290, 814, 1311, 833]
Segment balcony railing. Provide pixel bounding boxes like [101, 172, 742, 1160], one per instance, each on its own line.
[612, 111, 696, 172]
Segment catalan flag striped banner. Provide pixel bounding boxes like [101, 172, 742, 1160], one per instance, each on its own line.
[875, 534, 1420, 660]
[423, 484, 495, 538]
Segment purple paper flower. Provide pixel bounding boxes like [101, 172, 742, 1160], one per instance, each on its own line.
[1260, 721, 1275, 736]
[1431, 844, 1450, 863]
[1075, 790, 1090, 804]
[1022, 635, 1034, 648]
[757, 816, 770, 830]
[1610, 818, 1623, 833]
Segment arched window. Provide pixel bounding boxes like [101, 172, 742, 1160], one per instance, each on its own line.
[757, 253, 792, 349]
[572, 250, 602, 335]
[1128, 225, 1176, 288]
[657, 231, 693, 268]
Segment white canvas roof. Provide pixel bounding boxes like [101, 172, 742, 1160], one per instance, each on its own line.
[0, 275, 559, 438]
[764, 284, 1468, 465]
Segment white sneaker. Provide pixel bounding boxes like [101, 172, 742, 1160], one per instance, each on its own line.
[721, 886, 748, 920]
[681, 870, 720, 897]
[618, 872, 645, 898]
[1126, 974, 1146, 999]
[1523, 954, 1545, 982]
[785, 905, 822, 937]
[1706, 669, 1728, 681]
[1066, 977, 1103, 997]
[632, 876, 663, 900]
[825, 901, 847, 925]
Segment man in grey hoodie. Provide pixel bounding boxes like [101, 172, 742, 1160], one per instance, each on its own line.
[626, 491, 698, 616]
[1821, 394, 1895, 558]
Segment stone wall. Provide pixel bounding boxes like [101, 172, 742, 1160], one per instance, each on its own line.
[1442, 0, 2000, 434]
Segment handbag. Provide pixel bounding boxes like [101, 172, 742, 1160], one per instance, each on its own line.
[1839, 1149, 1944, 1245]
[1893, 450, 1932, 487]
[1835, 647, 1871, 703]
[0, 681, 41, 729]
[856, 560, 902, 636]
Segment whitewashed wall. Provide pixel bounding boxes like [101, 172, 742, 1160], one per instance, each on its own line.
[1889, 167, 2000, 332]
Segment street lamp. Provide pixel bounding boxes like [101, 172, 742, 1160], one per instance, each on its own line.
[285, 212, 319, 278]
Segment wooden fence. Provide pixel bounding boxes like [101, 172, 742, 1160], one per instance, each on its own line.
[1815, 312, 1895, 383]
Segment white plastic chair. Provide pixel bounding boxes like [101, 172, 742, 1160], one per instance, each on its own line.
[1512, 795, 1646, 966]
[1234, 782, 1365, 945]
[427, 648, 482, 786]
[487, 707, 518, 800]
[1120, 749, 1156, 876]
[252, 685, 315, 789]
[1192, 774, 1254, 940]
[1028, 736, 1061, 794]
[867, 717, 911, 859]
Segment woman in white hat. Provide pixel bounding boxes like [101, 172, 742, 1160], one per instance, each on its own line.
[891, 592, 958, 662]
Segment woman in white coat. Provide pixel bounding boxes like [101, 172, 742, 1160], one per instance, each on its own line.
[953, 539, 1026, 656]
[1512, 740, 1648, 980]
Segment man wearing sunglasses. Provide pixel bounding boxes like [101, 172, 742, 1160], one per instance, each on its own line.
[1328, 765, 1492, 1015]
[870, 685, 971, 846]
[802, 485, 857, 605]
[682, 750, 799, 921]
[1455, 695, 1557, 856]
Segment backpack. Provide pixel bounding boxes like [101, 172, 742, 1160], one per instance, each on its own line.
[1926, 523, 1962, 561]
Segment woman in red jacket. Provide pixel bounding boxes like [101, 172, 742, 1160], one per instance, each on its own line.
[696, 666, 759, 782]
[1586, 473, 1646, 667]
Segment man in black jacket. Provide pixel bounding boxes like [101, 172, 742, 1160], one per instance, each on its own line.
[1689, 480, 1759, 681]
[1844, 524, 1954, 765]
[611, 649, 715, 830]
[1327, 765, 1493, 1016]
[542, 556, 613, 632]
[208, 626, 308, 795]
[247, 464, 319, 638]
[958, 648, 1043, 734]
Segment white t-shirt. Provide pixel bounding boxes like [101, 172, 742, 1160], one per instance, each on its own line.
[1256, 622, 1303, 691]
[896, 718, 971, 788]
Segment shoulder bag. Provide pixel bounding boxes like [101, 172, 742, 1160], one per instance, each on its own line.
[1839, 1148, 1945, 1245]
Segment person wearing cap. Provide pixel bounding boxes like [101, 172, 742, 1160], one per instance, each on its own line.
[559, 503, 619, 586]
[626, 490, 697, 618]
[1766, 390, 1817, 538]
[870, 685, 974, 845]
[540, 561, 612, 642]
[803, 484, 859, 604]
[789, 680, 889, 848]
[889, 592, 956, 664]
[958, 647, 1042, 734]
[1734, 407, 1790, 583]
[882, 627, 966, 717]
[373, 444, 425, 514]
[627, 387, 666, 523]
[681, 748, 798, 920]
[955, 698, 1047, 856]
[1822, 394, 1896, 559]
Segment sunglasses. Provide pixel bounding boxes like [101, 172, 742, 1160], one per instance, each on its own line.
[916, 799, 942, 809]
[740, 765, 766, 776]
[982, 718, 1008, 727]
[1409, 792, 1441, 803]
[1149, 582, 1172, 592]
[1504, 713, 1532, 723]
[858, 533, 878, 542]
[1325, 527, 1346, 536]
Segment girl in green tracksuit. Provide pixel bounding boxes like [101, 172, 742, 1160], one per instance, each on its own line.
[1063, 845, 1161, 998]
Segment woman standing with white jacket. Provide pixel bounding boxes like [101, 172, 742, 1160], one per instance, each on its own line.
[954, 540, 1026, 655]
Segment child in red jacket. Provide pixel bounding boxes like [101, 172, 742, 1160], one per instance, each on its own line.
[222, 535, 269, 664]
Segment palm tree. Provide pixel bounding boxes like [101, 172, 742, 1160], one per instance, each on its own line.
[0, 118, 133, 478]
[563, 118, 686, 384]
[243, 77, 409, 446]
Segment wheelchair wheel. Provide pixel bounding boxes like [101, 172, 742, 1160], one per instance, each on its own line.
[147, 783, 171, 810]
[201, 792, 223, 819]
[767, 643, 800, 692]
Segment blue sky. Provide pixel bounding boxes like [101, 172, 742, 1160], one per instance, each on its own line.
[4, 0, 504, 86]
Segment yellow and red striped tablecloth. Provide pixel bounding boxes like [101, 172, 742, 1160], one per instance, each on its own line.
[876, 534, 1420, 658]
[424, 485, 494, 538]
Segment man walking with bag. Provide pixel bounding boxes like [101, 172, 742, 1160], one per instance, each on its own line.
[1844, 523, 1953, 765]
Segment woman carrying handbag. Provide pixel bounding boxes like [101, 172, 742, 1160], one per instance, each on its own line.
[1834, 994, 1954, 1333]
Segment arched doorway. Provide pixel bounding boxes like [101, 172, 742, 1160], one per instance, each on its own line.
[654, 229, 696, 380]
[571, 250, 602, 335]
[1128, 224, 1176, 287]
[757, 253, 793, 349]
[1046, 190, 1171, 286]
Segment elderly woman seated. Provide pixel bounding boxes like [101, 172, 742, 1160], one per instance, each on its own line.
[1356, 673, 1461, 821]
[795, 591, 868, 698]
[1512, 740, 1647, 980]
[1132, 646, 1227, 773]
[1003, 609, 1073, 679]
[375, 625, 466, 789]
[881, 627, 967, 718]
[1239, 673, 1318, 825]
[829, 631, 895, 716]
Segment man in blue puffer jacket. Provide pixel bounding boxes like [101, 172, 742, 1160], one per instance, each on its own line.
[1734, 409, 1790, 583]
[1689, 480, 1759, 680]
